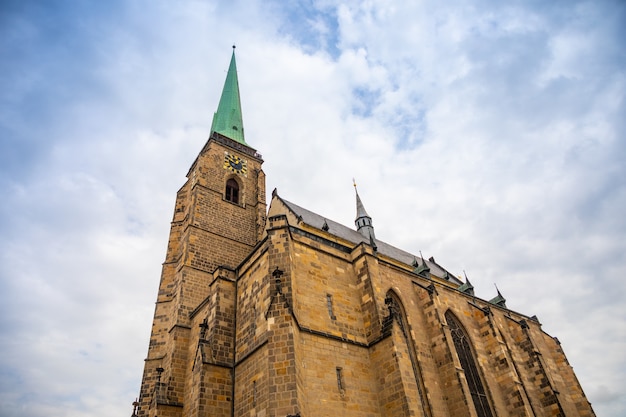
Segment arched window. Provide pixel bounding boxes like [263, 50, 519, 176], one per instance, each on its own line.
[225, 178, 239, 204]
[445, 311, 494, 417]
[385, 291, 432, 417]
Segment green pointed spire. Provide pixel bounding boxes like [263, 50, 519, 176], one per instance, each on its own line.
[489, 285, 507, 308]
[211, 46, 247, 145]
[458, 271, 475, 295]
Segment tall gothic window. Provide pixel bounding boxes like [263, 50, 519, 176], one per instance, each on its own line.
[225, 178, 239, 204]
[385, 291, 432, 417]
[445, 311, 494, 417]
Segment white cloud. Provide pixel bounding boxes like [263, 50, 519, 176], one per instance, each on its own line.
[0, 0, 624, 416]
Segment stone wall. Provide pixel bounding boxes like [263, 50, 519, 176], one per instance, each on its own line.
[137, 143, 594, 417]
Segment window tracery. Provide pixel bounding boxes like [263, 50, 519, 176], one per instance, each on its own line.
[445, 311, 494, 417]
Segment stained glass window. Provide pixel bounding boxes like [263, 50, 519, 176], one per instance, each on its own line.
[445, 311, 494, 417]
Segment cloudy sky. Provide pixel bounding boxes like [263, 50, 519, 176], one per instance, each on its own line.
[1, 0, 625, 416]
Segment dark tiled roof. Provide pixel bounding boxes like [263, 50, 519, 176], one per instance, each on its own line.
[279, 197, 463, 286]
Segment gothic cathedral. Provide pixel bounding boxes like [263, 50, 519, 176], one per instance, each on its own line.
[134, 49, 595, 417]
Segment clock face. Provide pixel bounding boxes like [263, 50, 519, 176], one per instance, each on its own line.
[224, 153, 248, 175]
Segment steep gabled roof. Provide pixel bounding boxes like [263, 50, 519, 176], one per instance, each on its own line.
[270, 193, 463, 286]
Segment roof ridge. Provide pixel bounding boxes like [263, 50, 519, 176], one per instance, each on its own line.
[272, 195, 463, 286]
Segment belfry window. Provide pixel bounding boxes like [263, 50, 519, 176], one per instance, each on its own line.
[225, 178, 239, 204]
[445, 311, 494, 417]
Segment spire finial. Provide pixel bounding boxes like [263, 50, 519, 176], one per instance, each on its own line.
[494, 283, 502, 296]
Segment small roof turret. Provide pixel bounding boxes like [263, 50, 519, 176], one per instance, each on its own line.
[489, 285, 507, 308]
[458, 271, 475, 295]
[412, 253, 431, 277]
[353, 180, 376, 241]
[210, 46, 247, 145]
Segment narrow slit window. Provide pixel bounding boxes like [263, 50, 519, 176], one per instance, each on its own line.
[336, 367, 344, 392]
[225, 178, 239, 204]
[252, 305, 257, 336]
[326, 294, 336, 320]
[252, 380, 257, 406]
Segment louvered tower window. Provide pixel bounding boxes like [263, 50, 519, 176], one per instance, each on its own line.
[225, 178, 239, 204]
[445, 311, 494, 417]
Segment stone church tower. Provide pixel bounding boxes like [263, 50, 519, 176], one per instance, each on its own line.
[135, 48, 266, 417]
[134, 50, 595, 417]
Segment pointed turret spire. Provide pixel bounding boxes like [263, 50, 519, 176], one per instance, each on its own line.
[489, 284, 507, 308]
[211, 46, 247, 145]
[412, 251, 430, 277]
[353, 179, 376, 241]
[458, 271, 475, 295]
